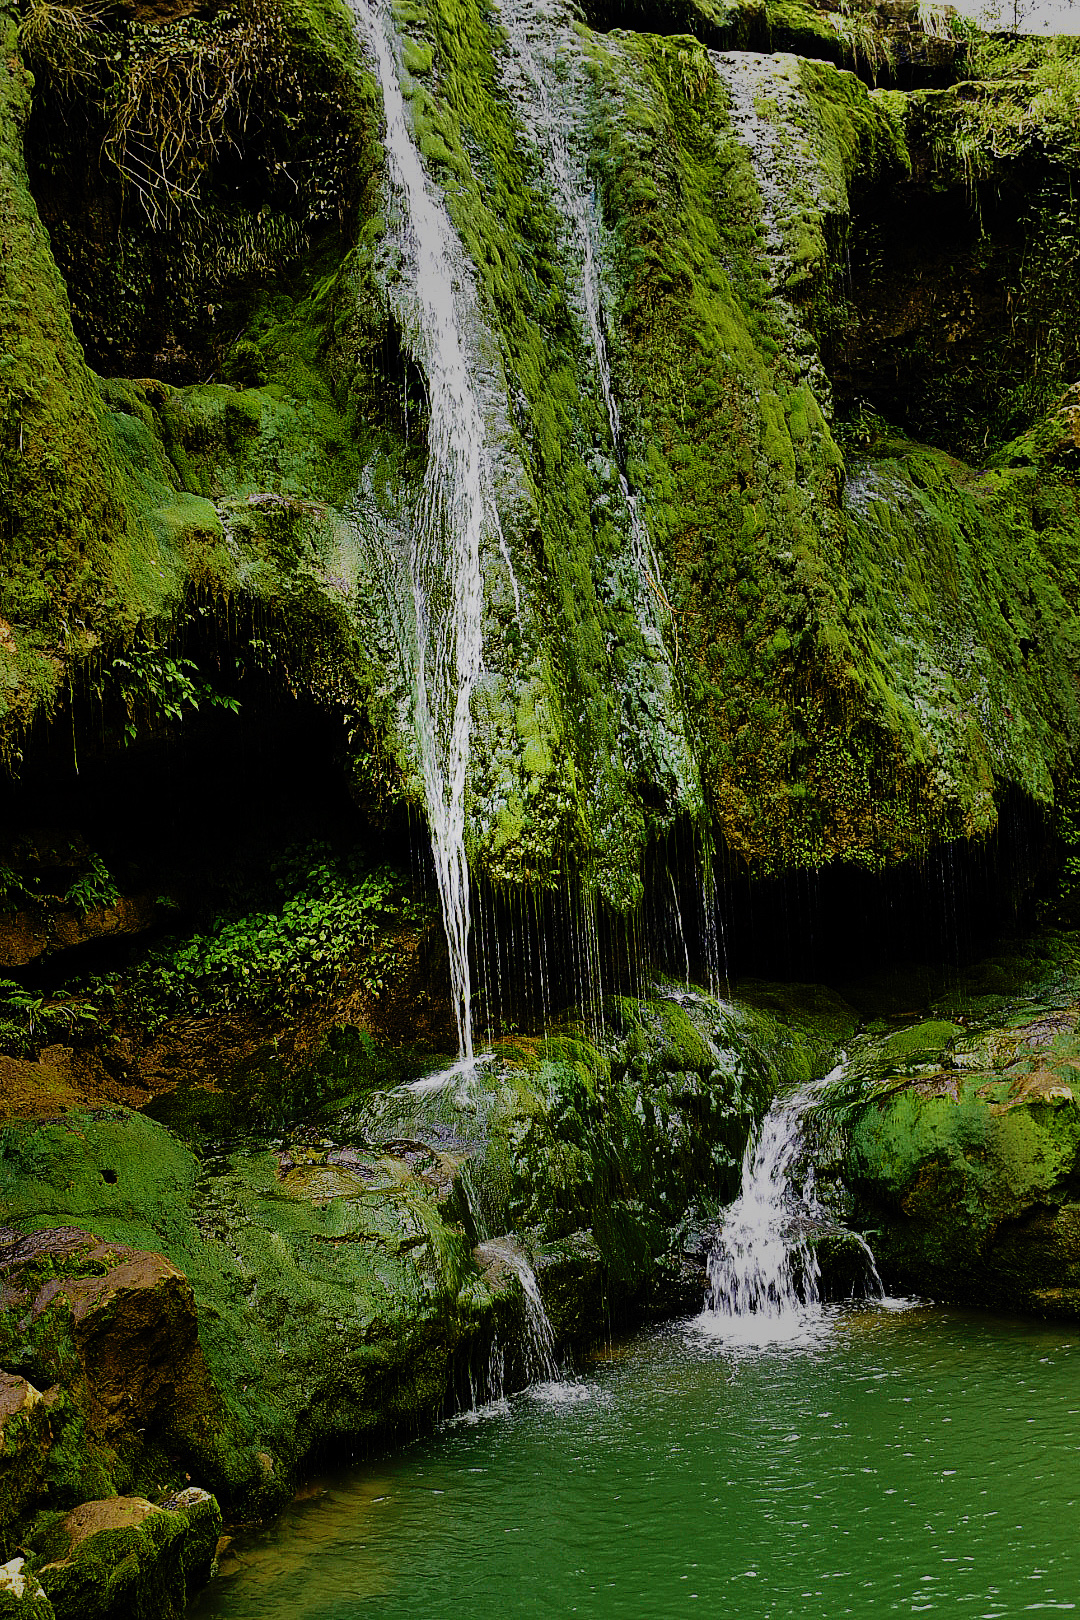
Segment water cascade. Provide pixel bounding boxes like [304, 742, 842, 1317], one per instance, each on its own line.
[480, 1238, 560, 1386]
[349, 0, 510, 1060]
[702, 1066, 882, 1338]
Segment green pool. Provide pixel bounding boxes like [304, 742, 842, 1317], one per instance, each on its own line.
[188, 1301, 1080, 1618]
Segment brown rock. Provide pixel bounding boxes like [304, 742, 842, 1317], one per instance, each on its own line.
[39, 1489, 222, 1620]
[0, 895, 157, 969]
[0, 1371, 51, 1526]
[0, 1227, 222, 1468]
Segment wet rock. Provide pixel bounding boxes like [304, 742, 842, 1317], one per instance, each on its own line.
[845, 1012, 1080, 1313]
[810, 1230, 881, 1302]
[0, 1374, 52, 1528]
[0, 1558, 53, 1618]
[36, 1490, 222, 1620]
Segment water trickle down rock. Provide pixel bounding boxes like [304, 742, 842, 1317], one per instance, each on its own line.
[496, 0, 702, 817]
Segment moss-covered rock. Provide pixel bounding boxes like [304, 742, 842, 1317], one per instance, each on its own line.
[0, 1559, 52, 1620]
[0, 1378, 51, 1537]
[4, 0, 1080, 920]
[844, 1004, 1080, 1312]
[34, 1491, 221, 1620]
[0, 980, 847, 1535]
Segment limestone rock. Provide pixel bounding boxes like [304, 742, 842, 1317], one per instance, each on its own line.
[37, 1491, 222, 1620]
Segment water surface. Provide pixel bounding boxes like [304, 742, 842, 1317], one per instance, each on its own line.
[190, 1303, 1080, 1619]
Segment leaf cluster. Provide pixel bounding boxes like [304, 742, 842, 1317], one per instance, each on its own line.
[113, 846, 424, 1032]
[106, 637, 239, 744]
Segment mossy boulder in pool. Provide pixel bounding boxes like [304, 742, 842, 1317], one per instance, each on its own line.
[845, 1012, 1080, 1313]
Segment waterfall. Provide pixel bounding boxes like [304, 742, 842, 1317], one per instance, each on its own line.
[481, 1238, 560, 1385]
[350, 0, 506, 1060]
[496, 0, 669, 613]
[701, 1066, 883, 1340]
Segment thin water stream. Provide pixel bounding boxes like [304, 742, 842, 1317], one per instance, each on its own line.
[350, 0, 509, 1060]
[189, 1304, 1080, 1619]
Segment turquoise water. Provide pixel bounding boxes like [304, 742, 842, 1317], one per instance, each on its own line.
[190, 1303, 1080, 1619]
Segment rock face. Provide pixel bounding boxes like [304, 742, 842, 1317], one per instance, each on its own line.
[844, 998, 1080, 1314]
[0, 0, 1078, 906]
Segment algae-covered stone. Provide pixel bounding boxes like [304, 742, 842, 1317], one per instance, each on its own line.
[0, 1109, 499, 1516]
[0, 1375, 51, 1534]
[0, 1559, 53, 1619]
[36, 1492, 222, 1620]
[0, 1223, 224, 1507]
[845, 1013, 1080, 1311]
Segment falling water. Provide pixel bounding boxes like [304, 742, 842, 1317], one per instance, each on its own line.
[497, 0, 670, 616]
[478, 1237, 560, 1385]
[702, 1065, 882, 1340]
[350, 0, 508, 1059]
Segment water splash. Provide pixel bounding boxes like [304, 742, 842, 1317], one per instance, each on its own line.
[699, 1065, 883, 1345]
[350, 0, 512, 1059]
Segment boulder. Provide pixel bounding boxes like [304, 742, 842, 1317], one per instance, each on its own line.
[845, 1013, 1080, 1313]
[37, 1490, 222, 1620]
[0, 1227, 224, 1506]
[0, 1374, 52, 1527]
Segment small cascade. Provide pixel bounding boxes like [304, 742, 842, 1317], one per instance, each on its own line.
[702, 1066, 883, 1338]
[350, 0, 510, 1060]
[480, 1237, 559, 1385]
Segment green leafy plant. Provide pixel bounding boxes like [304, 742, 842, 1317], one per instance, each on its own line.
[108, 638, 240, 744]
[0, 981, 102, 1056]
[121, 847, 427, 1032]
[63, 852, 120, 917]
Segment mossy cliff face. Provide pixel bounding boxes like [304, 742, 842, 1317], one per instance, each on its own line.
[4, 0, 1080, 903]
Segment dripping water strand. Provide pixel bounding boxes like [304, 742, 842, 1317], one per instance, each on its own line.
[495, 0, 671, 636]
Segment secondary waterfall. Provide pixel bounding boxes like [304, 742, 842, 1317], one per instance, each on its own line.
[497, 0, 669, 618]
[481, 1237, 560, 1386]
[702, 1066, 882, 1338]
[350, 0, 503, 1060]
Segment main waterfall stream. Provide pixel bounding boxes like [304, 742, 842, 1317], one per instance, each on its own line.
[349, 0, 511, 1060]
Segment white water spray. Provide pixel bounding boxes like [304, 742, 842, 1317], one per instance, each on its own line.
[701, 1066, 882, 1342]
[350, 0, 510, 1059]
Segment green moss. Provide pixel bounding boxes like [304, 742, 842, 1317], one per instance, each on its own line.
[0, 42, 187, 731]
[34, 1493, 221, 1620]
